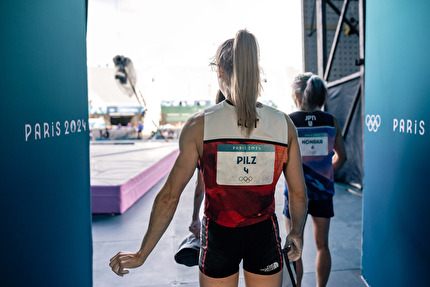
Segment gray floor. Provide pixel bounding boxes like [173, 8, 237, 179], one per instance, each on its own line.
[92, 142, 367, 287]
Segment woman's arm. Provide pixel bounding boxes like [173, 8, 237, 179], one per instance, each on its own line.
[110, 112, 204, 276]
[189, 171, 204, 238]
[332, 117, 347, 172]
[283, 115, 308, 261]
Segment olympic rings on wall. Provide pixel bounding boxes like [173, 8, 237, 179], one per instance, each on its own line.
[365, 114, 381, 132]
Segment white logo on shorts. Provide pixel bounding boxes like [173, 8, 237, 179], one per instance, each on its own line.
[260, 262, 279, 272]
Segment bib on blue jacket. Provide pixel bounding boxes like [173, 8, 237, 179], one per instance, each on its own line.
[285, 110, 336, 200]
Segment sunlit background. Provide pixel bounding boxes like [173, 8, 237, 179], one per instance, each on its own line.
[87, 0, 303, 134]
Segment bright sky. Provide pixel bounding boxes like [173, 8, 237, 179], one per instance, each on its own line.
[87, 0, 303, 113]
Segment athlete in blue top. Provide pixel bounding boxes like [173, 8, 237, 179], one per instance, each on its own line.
[283, 73, 346, 287]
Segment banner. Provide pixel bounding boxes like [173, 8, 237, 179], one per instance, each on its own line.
[363, 1, 430, 286]
[0, 1, 92, 286]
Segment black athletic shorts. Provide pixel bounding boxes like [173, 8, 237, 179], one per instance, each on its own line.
[283, 196, 334, 219]
[199, 214, 283, 278]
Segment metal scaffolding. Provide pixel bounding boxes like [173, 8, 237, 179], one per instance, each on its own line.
[316, 0, 365, 139]
[309, 0, 366, 186]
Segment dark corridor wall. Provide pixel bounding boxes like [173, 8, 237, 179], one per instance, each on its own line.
[363, 1, 430, 286]
[0, 1, 92, 286]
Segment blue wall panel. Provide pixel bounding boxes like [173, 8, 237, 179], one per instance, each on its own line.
[363, 1, 430, 286]
[0, 1, 92, 286]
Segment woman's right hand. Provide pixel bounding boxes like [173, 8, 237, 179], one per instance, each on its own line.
[284, 233, 303, 262]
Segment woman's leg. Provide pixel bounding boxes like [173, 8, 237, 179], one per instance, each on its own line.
[284, 216, 304, 287]
[311, 216, 331, 287]
[243, 269, 282, 287]
[199, 271, 239, 287]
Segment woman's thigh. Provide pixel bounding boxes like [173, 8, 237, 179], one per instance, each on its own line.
[243, 269, 282, 287]
[199, 271, 239, 287]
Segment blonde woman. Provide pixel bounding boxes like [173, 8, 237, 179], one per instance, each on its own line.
[283, 73, 347, 287]
[110, 30, 308, 287]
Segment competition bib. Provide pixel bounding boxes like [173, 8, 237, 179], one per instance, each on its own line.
[216, 144, 275, 186]
[298, 133, 328, 156]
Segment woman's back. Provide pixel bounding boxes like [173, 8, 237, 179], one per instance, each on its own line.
[289, 110, 336, 200]
[200, 100, 289, 227]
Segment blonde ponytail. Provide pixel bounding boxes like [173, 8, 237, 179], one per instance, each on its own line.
[231, 30, 261, 137]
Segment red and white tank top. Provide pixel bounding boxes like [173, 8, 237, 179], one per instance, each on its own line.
[199, 100, 289, 227]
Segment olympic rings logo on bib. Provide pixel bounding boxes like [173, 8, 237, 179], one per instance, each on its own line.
[216, 144, 275, 186]
[238, 176, 253, 183]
